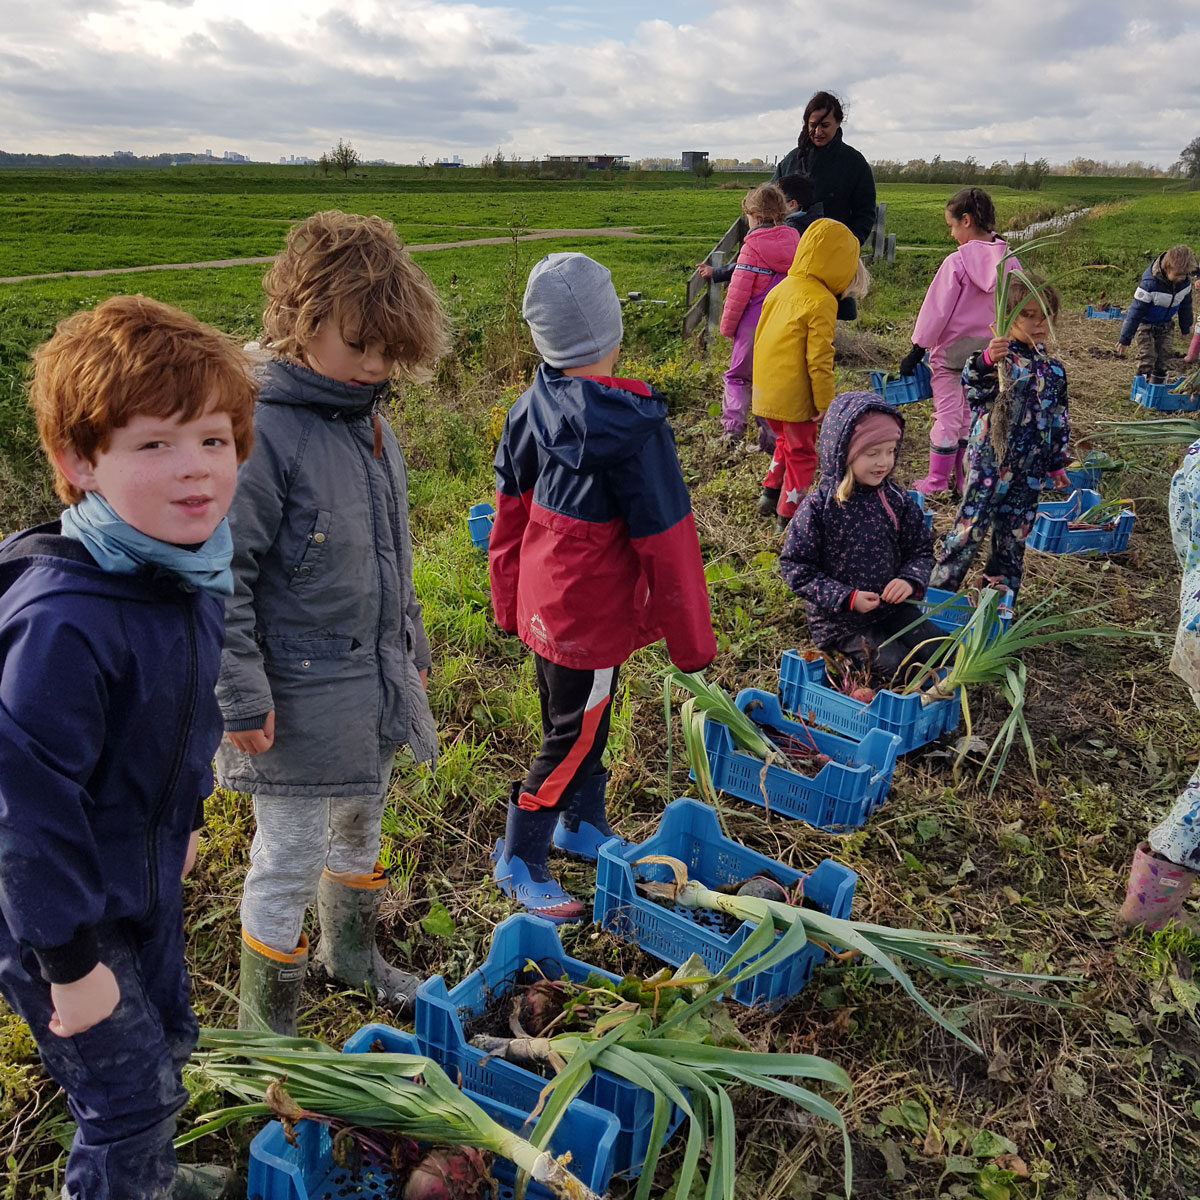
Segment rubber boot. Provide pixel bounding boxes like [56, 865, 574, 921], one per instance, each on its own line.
[553, 771, 626, 860]
[757, 486, 781, 517]
[238, 929, 308, 1035]
[493, 787, 586, 924]
[1187, 332, 1200, 363]
[172, 1165, 241, 1200]
[1118, 842, 1198, 932]
[314, 863, 421, 1015]
[953, 439, 968, 494]
[911, 444, 956, 495]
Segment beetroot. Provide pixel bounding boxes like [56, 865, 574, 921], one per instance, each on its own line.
[517, 978, 567, 1036]
[402, 1146, 492, 1200]
[848, 686, 876, 703]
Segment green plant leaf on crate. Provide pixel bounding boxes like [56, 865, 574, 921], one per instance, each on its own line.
[1096, 417, 1200, 446]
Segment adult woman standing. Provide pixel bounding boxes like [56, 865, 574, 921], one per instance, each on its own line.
[773, 91, 876, 247]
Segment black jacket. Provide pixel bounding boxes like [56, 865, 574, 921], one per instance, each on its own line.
[772, 130, 876, 246]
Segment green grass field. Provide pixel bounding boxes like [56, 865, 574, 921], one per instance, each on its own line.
[1, 167, 1199, 1200]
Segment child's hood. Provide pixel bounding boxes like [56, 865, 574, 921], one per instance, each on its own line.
[745, 224, 801, 274]
[788, 218, 861, 295]
[256, 357, 390, 412]
[817, 391, 906, 483]
[525, 363, 667, 469]
[956, 236, 1011, 292]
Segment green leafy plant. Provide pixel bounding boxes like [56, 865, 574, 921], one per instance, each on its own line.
[184, 1029, 602, 1200]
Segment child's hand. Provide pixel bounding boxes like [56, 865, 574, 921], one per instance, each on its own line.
[697, 263, 713, 280]
[419, 667, 429, 690]
[1048, 469, 1071, 491]
[851, 591, 881, 613]
[880, 578, 914, 604]
[985, 335, 1010, 365]
[182, 829, 201, 879]
[227, 711, 275, 755]
[49, 963, 120, 1038]
[1115, 342, 1128, 357]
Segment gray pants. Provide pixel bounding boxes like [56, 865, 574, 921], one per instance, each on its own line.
[1136, 322, 1173, 382]
[241, 750, 395, 953]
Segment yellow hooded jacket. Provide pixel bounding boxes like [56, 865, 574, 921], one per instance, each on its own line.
[751, 218, 861, 423]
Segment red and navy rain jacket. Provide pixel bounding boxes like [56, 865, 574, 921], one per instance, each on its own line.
[490, 366, 715, 672]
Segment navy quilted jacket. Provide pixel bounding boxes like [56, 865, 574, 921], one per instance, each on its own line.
[1119, 256, 1194, 344]
[779, 392, 933, 646]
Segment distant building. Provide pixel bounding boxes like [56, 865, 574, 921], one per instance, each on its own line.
[544, 154, 627, 171]
[681, 151, 708, 171]
[113, 150, 135, 159]
[434, 154, 464, 168]
[204, 149, 213, 158]
[279, 154, 315, 165]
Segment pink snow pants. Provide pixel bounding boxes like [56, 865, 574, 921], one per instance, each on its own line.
[929, 352, 971, 449]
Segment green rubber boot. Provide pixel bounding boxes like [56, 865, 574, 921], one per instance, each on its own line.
[237, 929, 308, 1035]
[314, 863, 421, 1015]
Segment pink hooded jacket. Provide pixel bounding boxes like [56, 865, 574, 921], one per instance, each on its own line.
[719, 224, 801, 338]
[912, 237, 1017, 370]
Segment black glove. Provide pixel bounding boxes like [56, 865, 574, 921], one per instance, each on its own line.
[899, 344, 925, 376]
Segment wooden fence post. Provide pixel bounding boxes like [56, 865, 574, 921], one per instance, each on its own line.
[871, 202, 888, 258]
[886, 233, 896, 263]
[705, 252, 726, 344]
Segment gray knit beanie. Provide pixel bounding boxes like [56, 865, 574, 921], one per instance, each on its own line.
[522, 252, 624, 369]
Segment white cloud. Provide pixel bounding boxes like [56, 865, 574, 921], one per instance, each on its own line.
[1, 0, 1197, 166]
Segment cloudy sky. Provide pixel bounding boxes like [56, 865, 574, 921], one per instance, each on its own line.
[3, 0, 1198, 167]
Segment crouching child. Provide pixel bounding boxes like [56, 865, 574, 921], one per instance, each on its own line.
[0, 296, 256, 1199]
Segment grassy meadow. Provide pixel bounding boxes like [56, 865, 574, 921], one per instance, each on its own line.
[1, 166, 1199, 1200]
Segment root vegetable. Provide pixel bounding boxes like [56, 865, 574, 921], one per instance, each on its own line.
[403, 1146, 492, 1200]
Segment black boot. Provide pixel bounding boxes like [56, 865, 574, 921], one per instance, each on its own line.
[757, 486, 781, 517]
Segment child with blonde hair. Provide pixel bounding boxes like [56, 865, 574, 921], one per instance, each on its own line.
[1117, 244, 1197, 383]
[779, 391, 941, 683]
[752, 218, 868, 530]
[0, 295, 256, 1199]
[716, 183, 799, 449]
[931, 276, 1070, 596]
[217, 210, 449, 1035]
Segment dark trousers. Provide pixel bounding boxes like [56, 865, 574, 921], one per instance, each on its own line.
[0, 915, 195, 1200]
[1135, 323, 1173, 382]
[518, 656, 621, 813]
[931, 478, 1039, 596]
[825, 603, 946, 687]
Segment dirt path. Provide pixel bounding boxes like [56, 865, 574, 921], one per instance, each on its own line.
[0, 227, 658, 285]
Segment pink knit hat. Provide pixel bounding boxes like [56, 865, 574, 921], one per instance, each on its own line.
[847, 409, 902, 463]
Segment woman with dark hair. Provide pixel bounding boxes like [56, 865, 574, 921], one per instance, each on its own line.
[773, 91, 876, 247]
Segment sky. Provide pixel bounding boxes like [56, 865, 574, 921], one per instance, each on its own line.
[2, 0, 1198, 168]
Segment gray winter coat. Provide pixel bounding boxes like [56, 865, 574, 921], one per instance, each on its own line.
[214, 358, 436, 798]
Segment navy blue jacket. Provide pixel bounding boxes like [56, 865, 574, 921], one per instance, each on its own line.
[780, 392, 933, 646]
[1119, 255, 1194, 344]
[0, 525, 224, 984]
[490, 366, 715, 671]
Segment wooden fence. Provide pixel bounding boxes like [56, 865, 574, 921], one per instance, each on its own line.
[684, 203, 892, 343]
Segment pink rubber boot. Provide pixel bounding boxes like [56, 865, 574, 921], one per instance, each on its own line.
[912, 444, 955, 495]
[1118, 842, 1197, 931]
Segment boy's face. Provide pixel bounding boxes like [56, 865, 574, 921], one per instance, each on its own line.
[1166, 266, 1192, 284]
[306, 320, 395, 386]
[55, 398, 238, 545]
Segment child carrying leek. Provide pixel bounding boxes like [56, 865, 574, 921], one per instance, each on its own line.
[779, 391, 942, 685]
[929, 276, 1070, 598]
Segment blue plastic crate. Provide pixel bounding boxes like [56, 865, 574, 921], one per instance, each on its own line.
[699, 689, 901, 827]
[467, 501, 495, 553]
[907, 489, 934, 531]
[414, 915, 683, 1178]
[916, 585, 1014, 645]
[777, 649, 960, 754]
[594, 797, 856, 1008]
[1130, 374, 1200, 412]
[1085, 304, 1124, 319]
[869, 359, 933, 405]
[1026, 488, 1135, 555]
[246, 1025, 620, 1200]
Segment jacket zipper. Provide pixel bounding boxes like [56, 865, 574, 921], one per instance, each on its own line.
[145, 597, 198, 920]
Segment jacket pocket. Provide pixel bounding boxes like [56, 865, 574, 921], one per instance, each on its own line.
[287, 509, 333, 591]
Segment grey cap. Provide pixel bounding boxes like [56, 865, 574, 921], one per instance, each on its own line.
[522, 252, 624, 369]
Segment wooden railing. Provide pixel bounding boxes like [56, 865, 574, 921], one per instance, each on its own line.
[684, 204, 891, 342]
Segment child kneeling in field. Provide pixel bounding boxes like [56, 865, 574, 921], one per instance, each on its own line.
[488, 252, 715, 922]
[216, 211, 448, 1036]
[779, 391, 943, 685]
[0, 296, 256, 1199]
